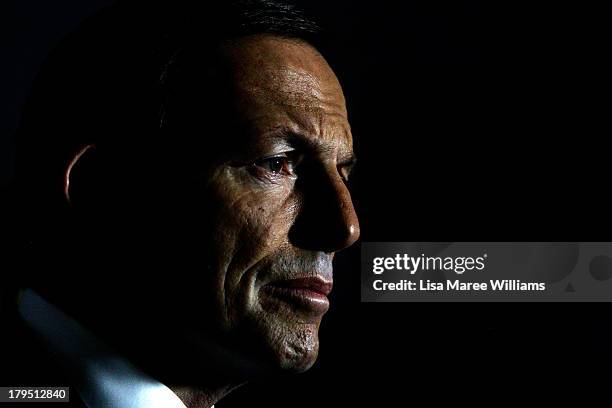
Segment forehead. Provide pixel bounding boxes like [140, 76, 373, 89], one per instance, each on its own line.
[220, 35, 352, 154]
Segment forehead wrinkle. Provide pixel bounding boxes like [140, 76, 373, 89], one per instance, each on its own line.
[240, 66, 345, 116]
[223, 35, 352, 159]
[244, 85, 351, 153]
[264, 126, 354, 164]
[222, 35, 345, 105]
[274, 67, 325, 103]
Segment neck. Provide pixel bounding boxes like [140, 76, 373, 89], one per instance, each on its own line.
[128, 342, 250, 408]
[170, 382, 244, 408]
[103, 325, 258, 408]
[154, 341, 251, 408]
[160, 332, 265, 407]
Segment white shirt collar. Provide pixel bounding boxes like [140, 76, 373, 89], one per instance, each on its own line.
[18, 289, 194, 408]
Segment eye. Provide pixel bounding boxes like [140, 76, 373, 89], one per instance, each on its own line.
[339, 168, 350, 183]
[253, 155, 295, 176]
[339, 159, 356, 183]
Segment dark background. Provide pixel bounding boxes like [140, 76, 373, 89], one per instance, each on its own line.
[2, 0, 609, 406]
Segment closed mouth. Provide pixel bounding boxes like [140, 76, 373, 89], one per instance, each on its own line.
[261, 276, 332, 316]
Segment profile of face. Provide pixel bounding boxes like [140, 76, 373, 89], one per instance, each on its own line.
[194, 35, 360, 373]
[63, 34, 359, 376]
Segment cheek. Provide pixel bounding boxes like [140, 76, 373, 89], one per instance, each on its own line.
[209, 176, 298, 328]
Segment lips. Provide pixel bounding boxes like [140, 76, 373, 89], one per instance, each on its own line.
[261, 277, 332, 316]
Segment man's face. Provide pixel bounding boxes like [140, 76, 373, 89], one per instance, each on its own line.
[174, 35, 359, 373]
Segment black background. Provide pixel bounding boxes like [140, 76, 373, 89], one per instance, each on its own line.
[2, 1, 609, 406]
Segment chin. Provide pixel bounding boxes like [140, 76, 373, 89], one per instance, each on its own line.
[239, 309, 323, 375]
[275, 323, 321, 373]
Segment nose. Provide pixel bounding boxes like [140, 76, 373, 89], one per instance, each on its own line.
[289, 165, 360, 253]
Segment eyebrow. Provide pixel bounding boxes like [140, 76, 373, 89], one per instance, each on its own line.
[266, 129, 357, 165]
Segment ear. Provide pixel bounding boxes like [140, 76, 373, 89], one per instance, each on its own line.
[63, 144, 98, 205]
